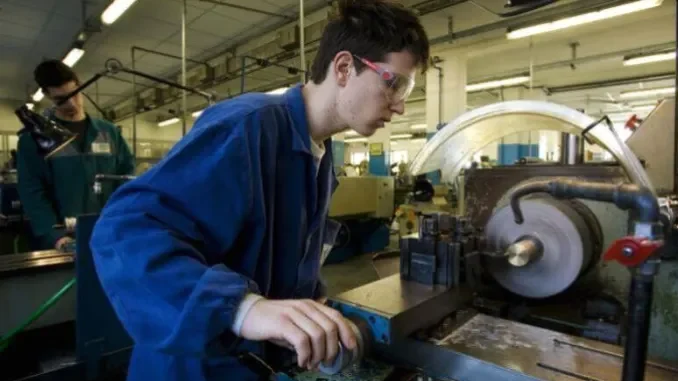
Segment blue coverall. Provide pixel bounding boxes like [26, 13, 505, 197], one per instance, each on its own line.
[90, 85, 341, 381]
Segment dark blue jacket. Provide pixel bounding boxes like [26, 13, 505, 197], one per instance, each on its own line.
[90, 85, 341, 381]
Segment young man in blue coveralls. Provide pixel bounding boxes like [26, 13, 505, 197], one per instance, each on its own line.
[89, 1, 430, 380]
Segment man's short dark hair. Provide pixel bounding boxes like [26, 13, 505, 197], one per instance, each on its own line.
[34, 60, 80, 92]
[309, 0, 430, 84]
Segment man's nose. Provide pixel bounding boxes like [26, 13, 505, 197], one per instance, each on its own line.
[390, 100, 405, 115]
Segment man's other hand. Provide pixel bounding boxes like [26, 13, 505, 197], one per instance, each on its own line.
[239, 299, 357, 370]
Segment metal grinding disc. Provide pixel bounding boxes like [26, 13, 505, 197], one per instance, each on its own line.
[485, 197, 593, 298]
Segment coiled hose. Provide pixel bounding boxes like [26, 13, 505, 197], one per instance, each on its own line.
[0, 277, 76, 352]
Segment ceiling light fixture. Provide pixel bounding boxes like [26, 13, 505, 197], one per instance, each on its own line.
[391, 133, 413, 139]
[619, 86, 675, 99]
[102, 0, 139, 25]
[410, 124, 427, 130]
[158, 117, 180, 127]
[507, 0, 663, 39]
[466, 75, 531, 92]
[345, 137, 368, 143]
[623, 51, 676, 66]
[62, 48, 85, 67]
[192, 110, 203, 118]
[26, 103, 35, 110]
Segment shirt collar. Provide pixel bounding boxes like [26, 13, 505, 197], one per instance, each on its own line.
[283, 84, 313, 154]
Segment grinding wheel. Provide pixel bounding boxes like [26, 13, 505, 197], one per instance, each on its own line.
[485, 197, 594, 298]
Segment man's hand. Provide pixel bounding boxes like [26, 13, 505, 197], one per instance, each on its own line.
[239, 299, 357, 370]
[55, 236, 75, 251]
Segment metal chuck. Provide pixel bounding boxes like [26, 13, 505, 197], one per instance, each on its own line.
[485, 197, 596, 298]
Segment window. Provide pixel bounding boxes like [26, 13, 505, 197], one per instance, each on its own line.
[350, 152, 368, 165]
[391, 150, 408, 164]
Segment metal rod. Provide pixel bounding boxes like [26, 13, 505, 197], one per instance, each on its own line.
[56, 72, 107, 106]
[430, 0, 632, 45]
[181, 0, 187, 137]
[132, 47, 137, 157]
[554, 339, 678, 374]
[242, 55, 306, 73]
[240, 56, 247, 94]
[118, 67, 213, 101]
[132, 46, 210, 70]
[299, 0, 306, 83]
[536, 362, 603, 381]
[674, 0, 678, 194]
[199, 0, 294, 20]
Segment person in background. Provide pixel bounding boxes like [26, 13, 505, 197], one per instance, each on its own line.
[90, 0, 430, 380]
[4, 149, 17, 170]
[16, 60, 135, 251]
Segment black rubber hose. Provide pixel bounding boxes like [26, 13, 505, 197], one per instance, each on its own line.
[511, 179, 659, 224]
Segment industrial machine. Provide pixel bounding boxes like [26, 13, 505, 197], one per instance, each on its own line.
[326, 176, 394, 263]
[289, 99, 678, 381]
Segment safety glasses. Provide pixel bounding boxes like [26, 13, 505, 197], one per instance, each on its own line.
[353, 54, 415, 103]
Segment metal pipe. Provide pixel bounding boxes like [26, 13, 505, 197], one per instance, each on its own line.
[431, 59, 443, 128]
[181, 0, 187, 137]
[622, 264, 656, 381]
[132, 46, 210, 70]
[240, 56, 247, 94]
[510, 179, 659, 225]
[674, 0, 678, 194]
[199, 0, 295, 20]
[299, 0, 306, 83]
[430, 0, 632, 45]
[548, 72, 675, 94]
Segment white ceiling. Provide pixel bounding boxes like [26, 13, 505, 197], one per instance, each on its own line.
[1, 0, 675, 136]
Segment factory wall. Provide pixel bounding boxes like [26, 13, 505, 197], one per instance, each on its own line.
[0, 101, 22, 132]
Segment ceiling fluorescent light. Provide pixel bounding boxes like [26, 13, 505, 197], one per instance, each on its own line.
[32, 89, 44, 102]
[391, 133, 413, 139]
[619, 86, 675, 99]
[192, 110, 203, 118]
[158, 117, 180, 127]
[466, 75, 530, 92]
[507, 0, 663, 40]
[345, 137, 368, 143]
[101, 0, 139, 25]
[623, 51, 676, 66]
[410, 124, 427, 130]
[267, 87, 289, 95]
[26, 103, 35, 110]
[62, 48, 85, 67]
[345, 130, 359, 136]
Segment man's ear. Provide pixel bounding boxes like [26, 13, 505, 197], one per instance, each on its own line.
[332, 51, 353, 87]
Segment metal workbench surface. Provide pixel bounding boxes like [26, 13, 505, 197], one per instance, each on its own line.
[0, 250, 73, 275]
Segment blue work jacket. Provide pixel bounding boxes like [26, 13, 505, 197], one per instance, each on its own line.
[90, 85, 341, 381]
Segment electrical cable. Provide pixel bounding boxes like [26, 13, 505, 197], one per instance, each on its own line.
[0, 277, 76, 352]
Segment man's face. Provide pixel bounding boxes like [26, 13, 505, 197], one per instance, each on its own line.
[336, 50, 417, 137]
[46, 80, 85, 121]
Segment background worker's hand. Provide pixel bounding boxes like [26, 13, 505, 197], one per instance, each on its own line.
[55, 236, 75, 252]
[239, 298, 357, 370]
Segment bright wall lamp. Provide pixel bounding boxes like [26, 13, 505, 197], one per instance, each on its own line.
[507, 0, 663, 40]
[623, 50, 676, 66]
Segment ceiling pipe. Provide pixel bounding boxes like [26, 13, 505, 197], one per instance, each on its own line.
[430, 0, 636, 45]
[199, 0, 295, 20]
[546, 72, 676, 94]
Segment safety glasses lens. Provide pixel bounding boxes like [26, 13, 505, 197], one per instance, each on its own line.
[387, 75, 415, 101]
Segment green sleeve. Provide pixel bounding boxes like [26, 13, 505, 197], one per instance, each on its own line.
[16, 134, 64, 248]
[114, 126, 135, 175]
